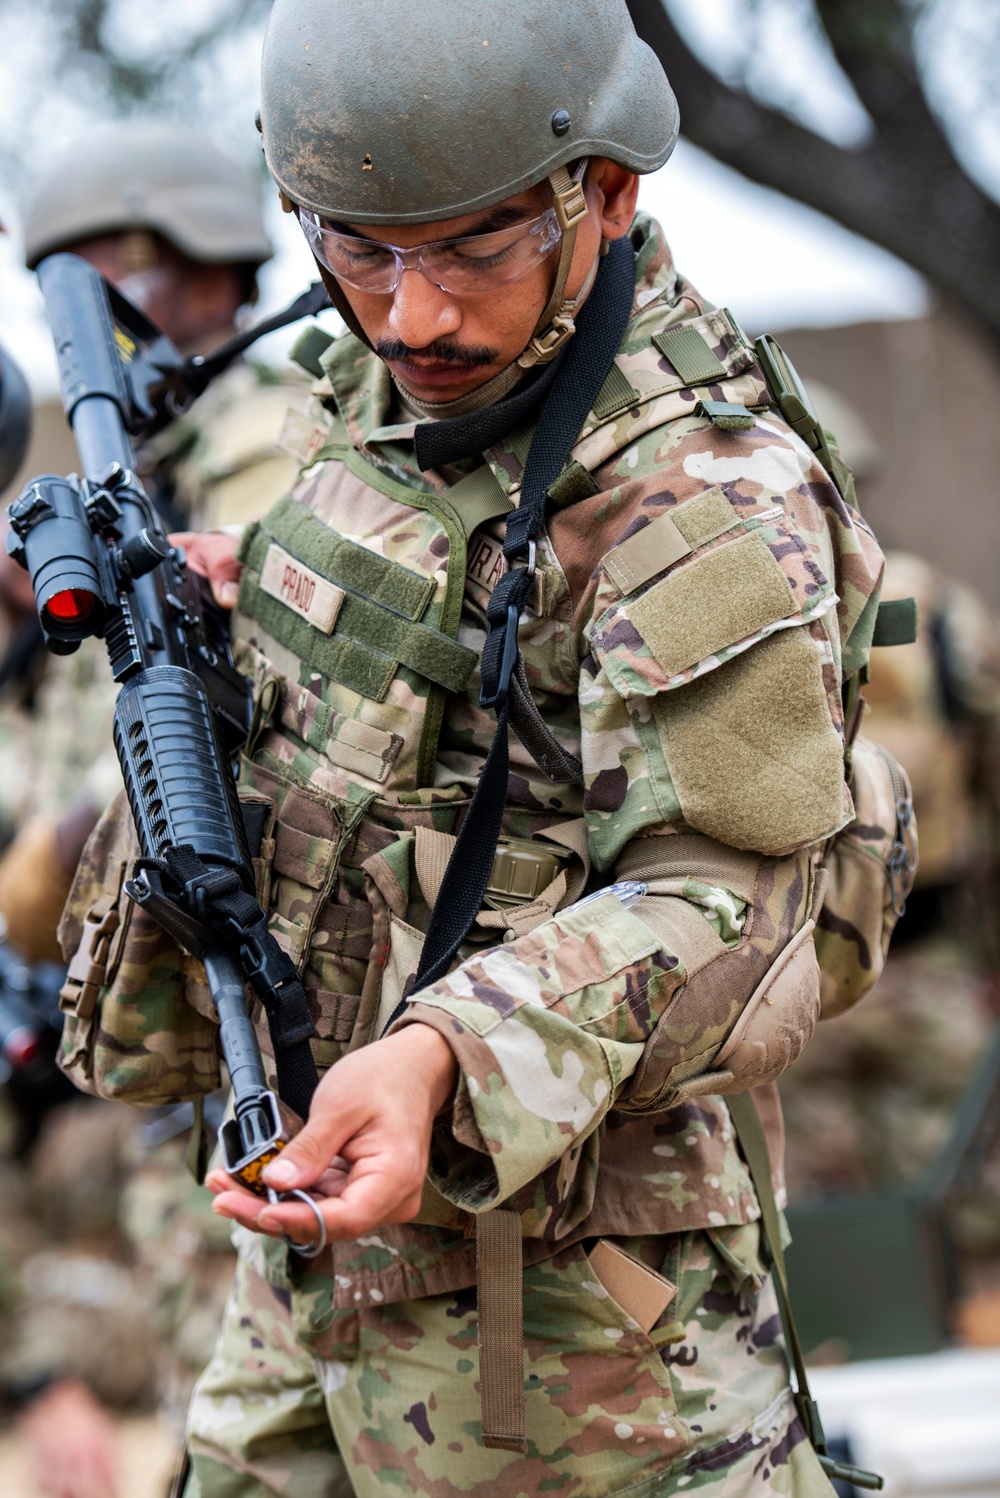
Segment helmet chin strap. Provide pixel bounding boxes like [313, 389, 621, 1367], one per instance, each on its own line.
[305, 162, 599, 419]
[518, 163, 594, 369]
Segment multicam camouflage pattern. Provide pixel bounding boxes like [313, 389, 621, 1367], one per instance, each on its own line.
[783, 555, 1000, 1260]
[813, 735, 917, 1019]
[863, 550, 1000, 892]
[140, 360, 311, 533]
[63, 215, 885, 1309]
[186, 1223, 833, 1498]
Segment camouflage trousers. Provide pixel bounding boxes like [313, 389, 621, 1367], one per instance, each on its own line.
[184, 1224, 835, 1498]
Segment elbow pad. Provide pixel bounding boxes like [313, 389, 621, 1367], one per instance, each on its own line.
[614, 835, 823, 1112]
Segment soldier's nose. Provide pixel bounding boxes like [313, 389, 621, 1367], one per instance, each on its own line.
[387, 266, 462, 349]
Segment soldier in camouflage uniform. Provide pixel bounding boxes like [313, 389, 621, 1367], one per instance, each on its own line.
[0, 120, 306, 958]
[0, 126, 309, 1498]
[780, 547, 1000, 1227]
[778, 390, 1000, 1214]
[58, 4, 893, 1494]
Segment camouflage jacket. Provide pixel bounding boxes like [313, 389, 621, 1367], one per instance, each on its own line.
[140, 359, 312, 532]
[61, 215, 885, 1312]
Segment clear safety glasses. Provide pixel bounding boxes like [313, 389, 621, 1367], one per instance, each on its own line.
[298, 206, 563, 295]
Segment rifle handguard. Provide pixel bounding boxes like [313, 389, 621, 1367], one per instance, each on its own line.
[113, 665, 251, 878]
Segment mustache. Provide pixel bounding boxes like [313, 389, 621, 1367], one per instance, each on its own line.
[375, 337, 500, 368]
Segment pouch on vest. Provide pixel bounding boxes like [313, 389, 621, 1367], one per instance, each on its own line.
[57, 785, 276, 1105]
[352, 822, 590, 1051]
[814, 734, 917, 1018]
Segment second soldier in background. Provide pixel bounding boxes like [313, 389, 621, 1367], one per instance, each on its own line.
[0, 122, 311, 1498]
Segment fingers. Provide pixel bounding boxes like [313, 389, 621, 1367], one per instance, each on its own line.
[208, 1031, 451, 1241]
[168, 530, 243, 608]
[261, 1103, 363, 1193]
[258, 1167, 424, 1242]
[210, 1154, 424, 1245]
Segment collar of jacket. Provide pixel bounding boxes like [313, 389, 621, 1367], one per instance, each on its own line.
[324, 214, 682, 470]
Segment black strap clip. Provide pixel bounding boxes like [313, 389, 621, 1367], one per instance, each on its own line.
[479, 603, 521, 711]
[479, 548, 536, 712]
[182, 866, 242, 920]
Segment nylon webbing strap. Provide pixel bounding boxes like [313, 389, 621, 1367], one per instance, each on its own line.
[154, 846, 319, 1120]
[727, 1093, 884, 1492]
[384, 236, 637, 1011]
[181, 282, 331, 399]
[477, 1208, 527, 1453]
[395, 697, 514, 1005]
[444, 466, 514, 539]
[872, 596, 918, 648]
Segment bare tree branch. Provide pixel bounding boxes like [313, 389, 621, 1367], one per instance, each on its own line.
[41, 0, 271, 107]
[626, 0, 1000, 341]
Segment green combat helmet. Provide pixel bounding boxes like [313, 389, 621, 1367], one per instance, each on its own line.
[258, 0, 678, 376]
[23, 122, 273, 272]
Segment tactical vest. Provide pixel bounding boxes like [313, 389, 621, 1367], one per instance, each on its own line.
[58, 272, 905, 1312]
[230, 301, 778, 1075]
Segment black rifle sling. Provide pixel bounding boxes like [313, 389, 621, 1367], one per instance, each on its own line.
[182, 282, 332, 400]
[391, 235, 638, 1011]
[148, 845, 319, 1120]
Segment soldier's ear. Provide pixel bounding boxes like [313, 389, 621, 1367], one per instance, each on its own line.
[590, 158, 640, 241]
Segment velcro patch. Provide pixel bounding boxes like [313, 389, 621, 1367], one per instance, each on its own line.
[260, 543, 345, 634]
[279, 407, 329, 467]
[602, 512, 692, 595]
[628, 531, 797, 678]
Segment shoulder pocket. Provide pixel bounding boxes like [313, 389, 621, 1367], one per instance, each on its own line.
[591, 521, 848, 855]
[594, 513, 835, 701]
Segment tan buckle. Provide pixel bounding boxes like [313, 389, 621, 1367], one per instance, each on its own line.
[61, 902, 120, 1021]
[518, 313, 577, 369]
[483, 837, 571, 910]
[553, 180, 589, 232]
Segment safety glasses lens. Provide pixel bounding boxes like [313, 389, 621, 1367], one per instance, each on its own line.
[299, 209, 561, 295]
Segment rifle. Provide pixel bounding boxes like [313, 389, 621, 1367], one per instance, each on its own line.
[4, 254, 325, 1244]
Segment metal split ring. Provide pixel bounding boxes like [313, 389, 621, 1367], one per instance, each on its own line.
[267, 1186, 328, 1259]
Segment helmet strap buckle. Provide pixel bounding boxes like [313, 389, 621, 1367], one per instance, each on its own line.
[518, 312, 577, 369]
[552, 178, 588, 232]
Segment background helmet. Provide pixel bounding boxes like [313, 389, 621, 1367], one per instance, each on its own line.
[24, 122, 273, 271]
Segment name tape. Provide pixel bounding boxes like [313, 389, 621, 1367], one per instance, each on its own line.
[466, 533, 543, 615]
[260, 543, 345, 634]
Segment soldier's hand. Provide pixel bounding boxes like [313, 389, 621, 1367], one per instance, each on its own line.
[207, 1024, 459, 1245]
[20, 1377, 120, 1498]
[170, 530, 242, 609]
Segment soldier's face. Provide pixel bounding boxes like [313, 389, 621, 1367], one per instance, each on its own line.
[66, 233, 248, 352]
[336, 157, 639, 405]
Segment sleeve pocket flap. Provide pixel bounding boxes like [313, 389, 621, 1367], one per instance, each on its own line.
[629, 532, 797, 678]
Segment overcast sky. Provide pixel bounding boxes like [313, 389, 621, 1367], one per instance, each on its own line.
[3, 0, 994, 393]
